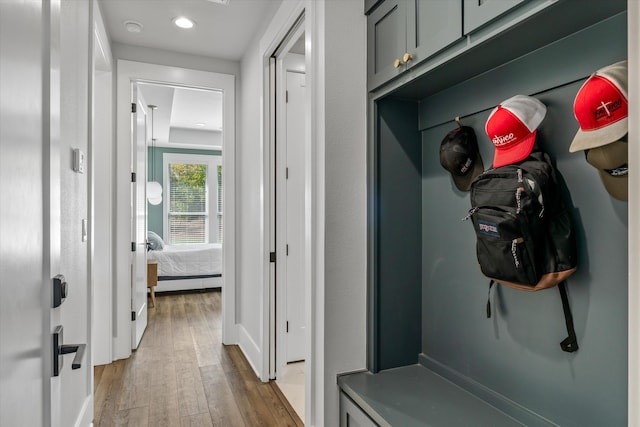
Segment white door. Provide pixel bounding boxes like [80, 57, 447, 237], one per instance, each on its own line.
[1, 1, 92, 425]
[131, 85, 148, 349]
[285, 70, 306, 362]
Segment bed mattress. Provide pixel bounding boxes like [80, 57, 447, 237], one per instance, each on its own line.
[147, 243, 222, 277]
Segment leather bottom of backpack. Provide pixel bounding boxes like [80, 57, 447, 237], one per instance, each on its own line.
[490, 267, 577, 291]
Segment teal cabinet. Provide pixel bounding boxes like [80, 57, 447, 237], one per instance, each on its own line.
[364, 0, 384, 15]
[409, 0, 462, 68]
[367, 0, 462, 90]
[340, 393, 378, 427]
[463, 0, 526, 33]
[367, 0, 407, 90]
[362, 0, 629, 425]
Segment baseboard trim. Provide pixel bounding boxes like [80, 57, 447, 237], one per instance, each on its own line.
[74, 395, 94, 427]
[238, 325, 262, 379]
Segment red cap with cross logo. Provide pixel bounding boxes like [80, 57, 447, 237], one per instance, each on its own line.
[569, 60, 628, 153]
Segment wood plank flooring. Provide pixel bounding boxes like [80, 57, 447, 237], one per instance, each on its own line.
[94, 290, 303, 427]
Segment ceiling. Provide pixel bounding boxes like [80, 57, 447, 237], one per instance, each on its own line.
[99, 0, 285, 151]
[98, 0, 283, 61]
[138, 83, 224, 150]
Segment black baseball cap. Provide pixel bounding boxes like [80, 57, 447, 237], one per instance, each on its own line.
[439, 126, 484, 191]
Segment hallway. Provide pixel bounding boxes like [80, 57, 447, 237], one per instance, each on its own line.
[94, 290, 303, 426]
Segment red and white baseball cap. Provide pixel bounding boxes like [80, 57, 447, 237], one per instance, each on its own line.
[485, 94, 547, 168]
[569, 60, 628, 153]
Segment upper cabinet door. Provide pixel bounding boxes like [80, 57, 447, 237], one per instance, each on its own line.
[463, 0, 526, 34]
[364, 0, 384, 15]
[407, 0, 462, 67]
[367, 0, 407, 90]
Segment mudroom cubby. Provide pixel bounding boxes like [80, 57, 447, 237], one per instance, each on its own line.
[339, 1, 630, 426]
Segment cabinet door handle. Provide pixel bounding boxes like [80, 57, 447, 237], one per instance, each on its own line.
[393, 58, 404, 68]
[403, 53, 414, 63]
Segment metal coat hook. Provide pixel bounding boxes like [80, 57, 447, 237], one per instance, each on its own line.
[454, 116, 464, 127]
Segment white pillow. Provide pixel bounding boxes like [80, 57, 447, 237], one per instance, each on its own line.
[147, 230, 165, 251]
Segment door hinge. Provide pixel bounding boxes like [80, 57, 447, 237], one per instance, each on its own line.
[270, 252, 276, 263]
[286, 244, 289, 256]
[131, 102, 136, 113]
[131, 242, 136, 252]
[286, 90, 289, 103]
[286, 321, 289, 333]
[131, 172, 136, 183]
[286, 167, 289, 179]
[131, 311, 136, 321]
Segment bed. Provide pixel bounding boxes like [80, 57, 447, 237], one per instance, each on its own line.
[147, 232, 222, 292]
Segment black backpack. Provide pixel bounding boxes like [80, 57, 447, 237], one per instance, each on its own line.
[465, 151, 579, 352]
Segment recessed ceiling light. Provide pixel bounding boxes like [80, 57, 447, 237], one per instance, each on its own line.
[173, 16, 195, 29]
[124, 20, 143, 33]
[195, 122, 206, 127]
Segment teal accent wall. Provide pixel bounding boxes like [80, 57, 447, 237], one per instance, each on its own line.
[147, 147, 222, 239]
[418, 14, 627, 426]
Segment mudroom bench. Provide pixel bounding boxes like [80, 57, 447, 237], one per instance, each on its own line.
[338, 365, 522, 427]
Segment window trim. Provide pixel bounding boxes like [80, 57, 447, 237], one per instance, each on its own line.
[162, 152, 222, 244]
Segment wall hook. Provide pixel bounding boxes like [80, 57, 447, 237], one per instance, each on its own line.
[454, 116, 464, 127]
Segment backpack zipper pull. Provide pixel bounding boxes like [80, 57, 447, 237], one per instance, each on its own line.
[511, 238, 521, 268]
[462, 207, 478, 221]
[517, 168, 523, 183]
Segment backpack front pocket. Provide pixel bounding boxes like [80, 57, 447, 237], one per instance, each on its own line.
[472, 207, 540, 286]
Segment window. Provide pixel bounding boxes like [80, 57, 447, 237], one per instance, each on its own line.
[163, 153, 222, 244]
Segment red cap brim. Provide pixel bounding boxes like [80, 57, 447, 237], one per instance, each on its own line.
[492, 130, 537, 168]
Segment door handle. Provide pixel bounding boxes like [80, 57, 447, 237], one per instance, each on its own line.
[52, 325, 86, 376]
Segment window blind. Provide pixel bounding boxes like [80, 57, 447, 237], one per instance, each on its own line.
[168, 163, 208, 244]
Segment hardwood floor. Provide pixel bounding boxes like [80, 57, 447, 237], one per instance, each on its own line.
[94, 290, 304, 427]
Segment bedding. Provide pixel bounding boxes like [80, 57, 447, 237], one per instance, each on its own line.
[147, 243, 222, 279]
[147, 230, 165, 251]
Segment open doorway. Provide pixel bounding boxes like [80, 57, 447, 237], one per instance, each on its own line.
[137, 82, 224, 292]
[269, 16, 308, 421]
[109, 61, 236, 362]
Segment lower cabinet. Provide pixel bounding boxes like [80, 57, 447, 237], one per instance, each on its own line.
[340, 392, 378, 427]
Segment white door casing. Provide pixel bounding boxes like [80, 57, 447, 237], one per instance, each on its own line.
[273, 25, 306, 373]
[285, 69, 307, 363]
[91, 0, 114, 366]
[115, 61, 236, 359]
[131, 85, 148, 349]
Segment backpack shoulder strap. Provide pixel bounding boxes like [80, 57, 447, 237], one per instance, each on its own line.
[558, 281, 579, 352]
[518, 152, 565, 216]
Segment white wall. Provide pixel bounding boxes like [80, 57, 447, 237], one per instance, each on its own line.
[628, 1, 640, 424]
[317, 0, 368, 424]
[60, 0, 93, 424]
[112, 43, 240, 76]
[237, 0, 367, 424]
[237, 30, 265, 371]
